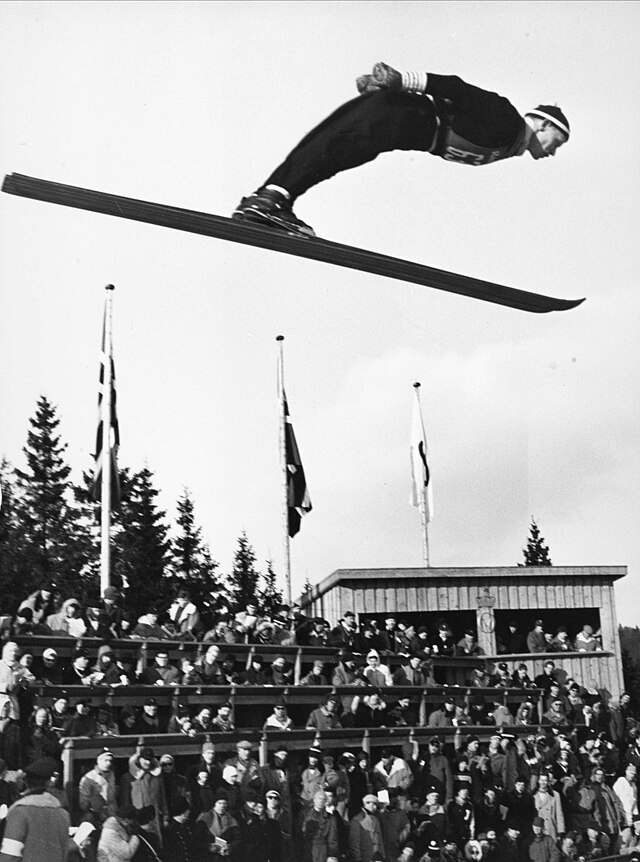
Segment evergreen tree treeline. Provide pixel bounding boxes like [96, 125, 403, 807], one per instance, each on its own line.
[0, 396, 286, 619]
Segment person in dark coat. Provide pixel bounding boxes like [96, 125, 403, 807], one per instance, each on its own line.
[162, 797, 208, 862]
[241, 797, 283, 862]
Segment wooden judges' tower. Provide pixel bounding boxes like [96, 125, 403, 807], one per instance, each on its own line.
[300, 565, 626, 698]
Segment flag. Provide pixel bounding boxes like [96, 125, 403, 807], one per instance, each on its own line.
[410, 388, 433, 522]
[91, 302, 120, 508]
[283, 390, 312, 537]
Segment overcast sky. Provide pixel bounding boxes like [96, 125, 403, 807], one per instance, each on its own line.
[1, 1, 638, 625]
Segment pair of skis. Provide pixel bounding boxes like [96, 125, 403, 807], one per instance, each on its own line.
[1, 173, 584, 314]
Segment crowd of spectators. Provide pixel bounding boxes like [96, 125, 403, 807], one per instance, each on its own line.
[0, 583, 633, 862]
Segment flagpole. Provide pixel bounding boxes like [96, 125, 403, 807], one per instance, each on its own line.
[413, 382, 431, 567]
[100, 285, 115, 596]
[276, 335, 292, 607]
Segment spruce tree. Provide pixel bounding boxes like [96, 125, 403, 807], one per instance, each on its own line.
[114, 466, 170, 616]
[259, 560, 284, 616]
[13, 396, 90, 596]
[519, 517, 552, 567]
[169, 488, 225, 608]
[0, 459, 27, 610]
[228, 532, 261, 611]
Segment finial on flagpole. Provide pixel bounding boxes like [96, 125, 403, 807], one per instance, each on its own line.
[105, 284, 115, 291]
[276, 335, 284, 342]
[413, 381, 421, 389]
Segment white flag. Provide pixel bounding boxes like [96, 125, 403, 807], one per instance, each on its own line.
[410, 388, 433, 522]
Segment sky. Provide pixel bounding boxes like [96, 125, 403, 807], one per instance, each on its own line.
[1, 1, 639, 624]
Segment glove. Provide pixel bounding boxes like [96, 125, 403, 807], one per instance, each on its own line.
[356, 61, 402, 94]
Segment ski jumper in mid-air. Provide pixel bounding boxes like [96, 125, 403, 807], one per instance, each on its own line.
[233, 61, 570, 237]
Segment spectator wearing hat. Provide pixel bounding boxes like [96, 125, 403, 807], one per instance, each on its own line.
[393, 653, 434, 687]
[12, 606, 51, 637]
[431, 623, 456, 659]
[94, 585, 123, 639]
[542, 698, 570, 730]
[527, 817, 560, 862]
[45, 597, 87, 638]
[492, 697, 516, 728]
[350, 793, 385, 862]
[133, 697, 165, 735]
[428, 697, 457, 729]
[119, 746, 168, 843]
[364, 650, 393, 688]
[242, 654, 269, 686]
[504, 777, 537, 836]
[93, 644, 129, 686]
[456, 630, 481, 658]
[534, 662, 557, 695]
[533, 772, 564, 840]
[197, 790, 241, 858]
[261, 746, 293, 822]
[61, 649, 97, 687]
[327, 611, 360, 651]
[18, 584, 57, 626]
[419, 738, 453, 803]
[224, 740, 262, 792]
[475, 787, 502, 836]
[499, 822, 526, 862]
[32, 647, 63, 687]
[163, 796, 208, 862]
[97, 805, 140, 862]
[301, 660, 330, 686]
[79, 748, 117, 826]
[300, 748, 325, 810]
[373, 749, 413, 794]
[131, 606, 170, 641]
[549, 627, 572, 653]
[155, 752, 188, 818]
[234, 602, 262, 641]
[388, 695, 418, 728]
[306, 694, 342, 731]
[378, 616, 403, 655]
[527, 623, 547, 655]
[305, 617, 329, 649]
[138, 649, 180, 686]
[63, 698, 98, 738]
[240, 793, 284, 862]
[493, 662, 513, 688]
[0, 757, 69, 862]
[210, 702, 235, 733]
[264, 700, 294, 731]
[351, 689, 389, 729]
[269, 655, 293, 685]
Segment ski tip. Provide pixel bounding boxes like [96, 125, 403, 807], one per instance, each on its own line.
[554, 296, 586, 312]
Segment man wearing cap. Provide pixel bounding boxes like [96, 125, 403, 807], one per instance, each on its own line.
[373, 748, 413, 793]
[261, 746, 293, 823]
[301, 660, 329, 686]
[299, 748, 325, 811]
[263, 699, 294, 731]
[133, 696, 166, 734]
[61, 649, 96, 687]
[393, 653, 433, 687]
[534, 662, 557, 695]
[138, 649, 180, 686]
[120, 747, 168, 843]
[331, 654, 360, 712]
[63, 698, 98, 737]
[234, 63, 569, 238]
[428, 697, 457, 729]
[306, 694, 343, 731]
[79, 748, 117, 825]
[159, 753, 190, 817]
[224, 740, 262, 792]
[527, 622, 547, 655]
[349, 793, 385, 862]
[326, 612, 360, 651]
[499, 822, 525, 862]
[0, 757, 70, 862]
[456, 630, 481, 658]
[527, 817, 560, 862]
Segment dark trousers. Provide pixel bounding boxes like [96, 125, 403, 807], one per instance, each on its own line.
[265, 90, 440, 199]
